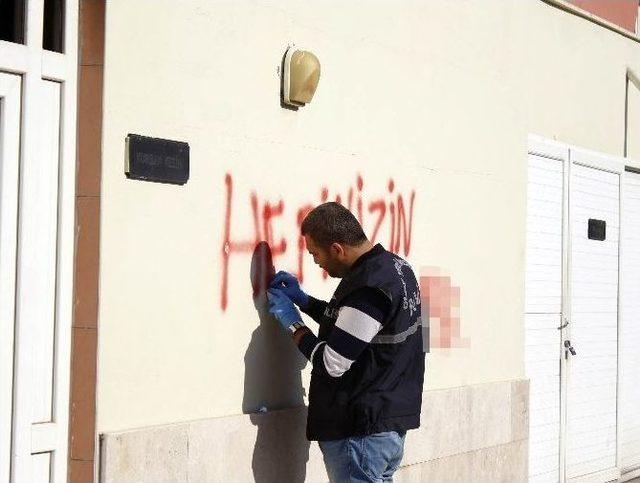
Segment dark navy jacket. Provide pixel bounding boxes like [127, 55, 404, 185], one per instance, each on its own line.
[301, 244, 425, 441]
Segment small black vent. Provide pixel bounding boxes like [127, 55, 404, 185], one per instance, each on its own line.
[588, 219, 606, 241]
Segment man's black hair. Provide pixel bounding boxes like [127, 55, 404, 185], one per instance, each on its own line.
[301, 202, 368, 247]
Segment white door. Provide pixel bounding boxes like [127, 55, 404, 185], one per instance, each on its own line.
[0, 1, 78, 482]
[525, 137, 640, 483]
[565, 158, 620, 483]
[0, 72, 22, 483]
[619, 168, 640, 474]
[524, 143, 566, 483]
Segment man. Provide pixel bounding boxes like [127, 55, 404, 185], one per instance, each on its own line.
[267, 202, 425, 482]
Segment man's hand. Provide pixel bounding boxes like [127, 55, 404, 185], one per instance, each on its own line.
[267, 289, 303, 331]
[269, 271, 309, 309]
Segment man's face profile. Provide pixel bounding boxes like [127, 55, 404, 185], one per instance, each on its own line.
[304, 235, 345, 278]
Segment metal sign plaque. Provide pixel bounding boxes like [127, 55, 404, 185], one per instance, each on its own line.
[125, 134, 189, 185]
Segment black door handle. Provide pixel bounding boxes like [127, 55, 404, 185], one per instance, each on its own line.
[564, 340, 576, 356]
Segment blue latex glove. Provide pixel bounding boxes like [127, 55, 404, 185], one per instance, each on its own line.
[269, 271, 309, 308]
[267, 289, 303, 330]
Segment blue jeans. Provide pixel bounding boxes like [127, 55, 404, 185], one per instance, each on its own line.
[318, 431, 406, 483]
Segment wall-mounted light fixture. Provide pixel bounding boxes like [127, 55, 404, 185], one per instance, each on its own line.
[281, 45, 321, 108]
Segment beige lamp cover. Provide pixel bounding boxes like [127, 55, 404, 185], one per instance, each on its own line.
[284, 48, 321, 106]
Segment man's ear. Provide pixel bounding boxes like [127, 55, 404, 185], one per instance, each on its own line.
[330, 242, 345, 257]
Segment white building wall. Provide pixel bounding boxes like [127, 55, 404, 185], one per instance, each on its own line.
[97, 0, 640, 435]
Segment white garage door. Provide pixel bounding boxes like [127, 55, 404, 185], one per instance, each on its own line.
[620, 168, 640, 474]
[525, 148, 565, 483]
[525, 137, 640, 483]
[566, 163, 619, 481]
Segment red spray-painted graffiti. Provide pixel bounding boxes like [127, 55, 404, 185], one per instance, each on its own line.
[220, 173, 416, 311]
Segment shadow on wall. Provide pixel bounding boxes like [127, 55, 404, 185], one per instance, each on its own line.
[243, 241, 311, 482]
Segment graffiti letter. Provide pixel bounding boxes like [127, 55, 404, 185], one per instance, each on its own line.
[367, 200, 386, 245]
[395, 191, 415, 255]
[220, 174, 260, 311]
